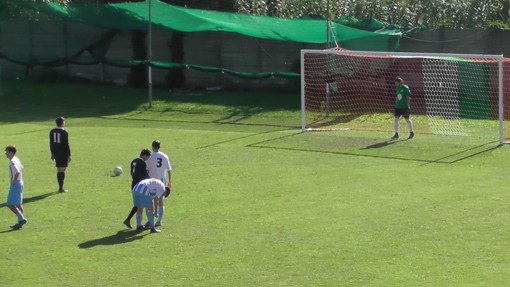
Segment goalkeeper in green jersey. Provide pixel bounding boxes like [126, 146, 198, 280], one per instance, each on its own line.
[391, 77, 415, 139]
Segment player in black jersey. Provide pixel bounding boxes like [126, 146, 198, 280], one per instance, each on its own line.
[49, 117, 71, 193]
[123, 149, 151, 229]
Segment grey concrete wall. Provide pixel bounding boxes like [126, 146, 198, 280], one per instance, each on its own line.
[1, 20, 509, 92]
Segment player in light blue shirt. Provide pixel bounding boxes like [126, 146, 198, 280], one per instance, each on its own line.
[132, 178, 170, 233]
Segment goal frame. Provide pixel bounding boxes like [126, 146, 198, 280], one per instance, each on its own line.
[300, 50, 505, 145]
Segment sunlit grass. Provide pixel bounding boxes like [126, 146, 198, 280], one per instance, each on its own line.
[0, 82, 509, 286]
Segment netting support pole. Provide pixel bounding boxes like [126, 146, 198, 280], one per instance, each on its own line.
[325, 0, 330, 49]
[300, 50, 306, 131]
[325, 83, 330, 117]
[498, 55, 504, 145]
[147, 0, 153, 108]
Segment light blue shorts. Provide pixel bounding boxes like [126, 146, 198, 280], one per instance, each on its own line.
[132, 191, 153, 209]
[7, 182, 24, 205]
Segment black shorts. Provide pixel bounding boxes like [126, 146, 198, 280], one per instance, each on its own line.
[54, 154, 69, 168]
[394, 108, 410, 118]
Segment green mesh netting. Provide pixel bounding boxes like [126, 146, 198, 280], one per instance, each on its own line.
[0, 1, 402, 79]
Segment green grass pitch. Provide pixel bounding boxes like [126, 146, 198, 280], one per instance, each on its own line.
[0, 83, 509, 286]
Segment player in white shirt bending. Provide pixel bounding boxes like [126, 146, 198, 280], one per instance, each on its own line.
[145, 140, 172, 227]
[132, 178, 170, 233]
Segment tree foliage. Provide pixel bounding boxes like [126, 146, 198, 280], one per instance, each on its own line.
[3, 0, 510, 29]
[0, 0, 236, 19]
[233, 0, 510, 29]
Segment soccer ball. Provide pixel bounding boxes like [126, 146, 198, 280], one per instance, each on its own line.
[113, 166, 123, 176]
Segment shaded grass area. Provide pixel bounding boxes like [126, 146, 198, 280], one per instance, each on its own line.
[0, 82, 301, 125]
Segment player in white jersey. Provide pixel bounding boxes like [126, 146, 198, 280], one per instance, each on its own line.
[132, 178, 170, 233]
[146, 140, 172, 184]
[5, 145, 27, 230]
[145, 140, 172, 227]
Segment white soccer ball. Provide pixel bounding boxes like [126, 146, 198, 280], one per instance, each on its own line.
[113, 166, 123, 176]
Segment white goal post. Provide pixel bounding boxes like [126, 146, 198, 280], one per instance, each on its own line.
[300, 49, 510, 145]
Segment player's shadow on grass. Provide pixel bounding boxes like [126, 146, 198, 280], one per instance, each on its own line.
[0, 192, 57, 209]
[361, 140, 400, 149]
[78, 230, 146, 249]
[0, 228, 20, 233]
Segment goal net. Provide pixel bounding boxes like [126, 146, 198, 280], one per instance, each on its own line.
[301, 49, 510, 144]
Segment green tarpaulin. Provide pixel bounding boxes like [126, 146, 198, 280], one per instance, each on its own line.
[3, 0, 401, 49]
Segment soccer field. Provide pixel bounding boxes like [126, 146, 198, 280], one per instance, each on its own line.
[0, 83, 509, 286]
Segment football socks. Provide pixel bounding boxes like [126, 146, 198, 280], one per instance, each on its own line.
[157, 206, 164, 224]
[57, 172, 65, 190]
[136, 213, 142, 227]
[147, 211, 155, 228]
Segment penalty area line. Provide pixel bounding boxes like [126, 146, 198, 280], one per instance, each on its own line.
[304, 128, 351, 132]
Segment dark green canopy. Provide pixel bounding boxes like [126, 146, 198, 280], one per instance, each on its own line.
[4, 0, 401, 50]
